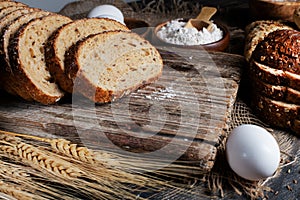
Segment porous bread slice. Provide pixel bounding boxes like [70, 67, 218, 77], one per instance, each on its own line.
[0, 1, 27, 9]
[249, 61, 300, 91]
[251, 77, 300, 105]
[45, 18, 129, 93]
[8, 14, 72, 104]
[244, 21, 292, 62]
[0, 10, 50, 100]
[251, 94, 300, 135]
[65, 31, 163, 103]
[0, 5, 27, 19]
[0, 7, 44, 99]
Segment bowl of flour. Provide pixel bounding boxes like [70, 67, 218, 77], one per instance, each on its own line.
[153, 18, 230, 52]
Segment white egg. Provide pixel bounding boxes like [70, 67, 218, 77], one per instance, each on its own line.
[226, 124, 280, 181]
[87, 5, 124, 25]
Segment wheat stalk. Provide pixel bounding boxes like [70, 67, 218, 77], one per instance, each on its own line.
[0, 181, 35, 200]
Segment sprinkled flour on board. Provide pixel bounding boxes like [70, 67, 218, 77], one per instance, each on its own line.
[157, 18, 223, 45]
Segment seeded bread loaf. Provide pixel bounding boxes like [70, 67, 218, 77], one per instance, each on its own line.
[251, 95, 300, 134]
[8, 14, 72, 104]
[0, 10, 50, 100]
[249, 61, 300, 91]
[251, 77, 300, 105]
[247, 27, 300, 134]
[45, 18, 129, 93]
[244, 20, 292, 62]
[64, 31, 163, 103]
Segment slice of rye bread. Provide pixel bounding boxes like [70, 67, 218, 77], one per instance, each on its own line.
[244, 20, 292, 62]
[64, 30, 163, 103]
[249, 60, 300, 92]
[0, 10, 50, 100]
[45, 18, 129, 93]
[251, 94, 300, 134]
[8, 14, 72, 105]
[250, 76, 300, 104]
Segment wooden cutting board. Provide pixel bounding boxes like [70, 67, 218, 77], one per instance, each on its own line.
[0, 48, 243, 172]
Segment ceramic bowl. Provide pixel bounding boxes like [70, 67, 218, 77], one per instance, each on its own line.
[124, 18, 150, 38]
[249, 0, 300, 22]
[152, 19, 230, 52]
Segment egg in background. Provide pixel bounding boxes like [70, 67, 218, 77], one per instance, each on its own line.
[87, 4, 125, 25]
[226, 124, 281, 181]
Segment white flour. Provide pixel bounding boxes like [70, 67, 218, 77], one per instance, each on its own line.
[157, 18, 223, 45]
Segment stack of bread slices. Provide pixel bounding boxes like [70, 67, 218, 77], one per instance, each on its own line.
[245, 20, 300, 134]
[0, 0, 163, 104]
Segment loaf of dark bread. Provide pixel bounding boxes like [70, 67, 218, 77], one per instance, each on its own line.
[64, 31, 163, 103]
[244, 20, 292, 62]
[45, 18, 129, 93]
[252, 30, 300, 75]
[248, 28, 300, 134]
[8, 14, 72, 104]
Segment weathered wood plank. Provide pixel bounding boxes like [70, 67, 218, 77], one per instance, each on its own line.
[0, 49, 243, 172]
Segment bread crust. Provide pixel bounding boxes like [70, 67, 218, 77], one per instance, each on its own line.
[8, 14, 72, 104]
[45, 18, 129, 93]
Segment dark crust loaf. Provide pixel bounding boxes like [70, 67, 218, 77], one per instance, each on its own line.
[8, 14, 72, 104]
[251, 94, 300, 135]
[252, 30, 300, 74]
[251, 76, 300, 104]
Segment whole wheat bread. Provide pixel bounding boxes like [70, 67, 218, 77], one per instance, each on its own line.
[251, 77, 300, 105]
[0, 10, 50, 100]
[45, 18, 129, 93]
[64, 30, 163, 103]
[8, 14, 72, 104]
[249, 61, 300, 91]
[251, 94, 300, 134]
[244, 20, 292, 62]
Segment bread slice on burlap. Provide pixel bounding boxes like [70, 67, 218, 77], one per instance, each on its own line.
[64, 30, 163, 103]
[251, 94, 300, 135]
[45, 18, 129, 93]
[8, 14, 72, 104]
[0, 10, 50, 100]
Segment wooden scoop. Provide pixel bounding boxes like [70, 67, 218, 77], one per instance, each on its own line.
[185, 7, 217, 31]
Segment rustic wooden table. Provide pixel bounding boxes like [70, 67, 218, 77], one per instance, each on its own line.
[0, 0, 299, 199]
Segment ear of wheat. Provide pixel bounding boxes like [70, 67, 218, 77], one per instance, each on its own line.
[0, 130, 199, 200]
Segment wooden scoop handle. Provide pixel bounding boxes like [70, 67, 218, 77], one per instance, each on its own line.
[196, 7, 217, 21]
